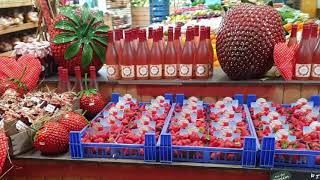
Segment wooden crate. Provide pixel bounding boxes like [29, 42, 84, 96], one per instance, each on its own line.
[131, 7, 150, 27]
[0, 0, 32, 8]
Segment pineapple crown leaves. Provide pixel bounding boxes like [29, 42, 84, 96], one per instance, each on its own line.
[8, 66, 28, 91]
[78, 73, 97, 98]
[53, 3, 109, 68]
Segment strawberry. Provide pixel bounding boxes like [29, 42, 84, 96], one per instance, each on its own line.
[33, 122, 69, 155]
[79, 74, 106, 119]
[0, 130, 7, 175]
[59, 112, 88, 132]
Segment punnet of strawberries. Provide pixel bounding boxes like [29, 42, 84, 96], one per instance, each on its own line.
[249, 97, 320, 164]
[80, 94, 172, 156]
[168, 96, 251, 161]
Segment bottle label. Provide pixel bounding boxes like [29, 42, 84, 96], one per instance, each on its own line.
[195, 64, 208, 77]
[179, 64, 192, 77]
[150, 64, 162, 77]
[121, 65, 135, 78]
[312, 64, 320, 78]
[164, 64, 177, 77]
[106, 65, 119, 78]
[137, 65, 149, 78]
[295, 64, 311, 77]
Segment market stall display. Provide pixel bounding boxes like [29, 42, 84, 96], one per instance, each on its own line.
[0, 0, 319, 179]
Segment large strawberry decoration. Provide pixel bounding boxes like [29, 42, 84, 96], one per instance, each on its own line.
[0, 130, 7, 175]
[79, 73, 106, 119]
[59, 112, 88, 132]
[33, 122, 69, 155]
[0, 55, 41, 95]
[38, 1, 109, 74]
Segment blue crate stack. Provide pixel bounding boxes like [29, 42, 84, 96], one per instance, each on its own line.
[149, 0, 170, 23]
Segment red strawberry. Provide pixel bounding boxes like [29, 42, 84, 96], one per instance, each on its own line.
[33, 122, 69, 155]
[79, 74, 106, 119]
[0, 130, 7, 175]
[59, 112, 88, 132]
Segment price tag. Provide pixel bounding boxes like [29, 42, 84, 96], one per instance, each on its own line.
[16, 120, 29, 131]
[45, 104, 56, 113]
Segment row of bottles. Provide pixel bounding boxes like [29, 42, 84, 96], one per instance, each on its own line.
[57, 66, 99, 93]
[105, 25, 214, 80]
[289, 23, 320, 80]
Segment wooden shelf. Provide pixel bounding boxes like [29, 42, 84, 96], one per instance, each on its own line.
[0, 22, 37, 36]
[0, 50, 14, 57]
[0, 0, 33, 8]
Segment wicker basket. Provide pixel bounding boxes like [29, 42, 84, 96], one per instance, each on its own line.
[131, 7, 150, 27]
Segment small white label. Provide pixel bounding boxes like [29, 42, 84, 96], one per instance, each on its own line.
[121, 65, 135, 78]
[196, 64, 208, 77]
[179, 64, 192, 77]
[296, 64, 311, 77]
[16, 120, 29, 131]
[137, 65, 149, 77]
[150, 64, 162, 77]
[164, 64, 177, 77]
[45, 104, 56, 113]
[312, 64, 320, 78]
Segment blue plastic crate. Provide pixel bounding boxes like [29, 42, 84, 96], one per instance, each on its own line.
[246, 94, 320, 169]
[159, 94, 258, 167]
[150, 6, 169, 12]
[149, 0, 169, 5]
[70, 92, 175, 162]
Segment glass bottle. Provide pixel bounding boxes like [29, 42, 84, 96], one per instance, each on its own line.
[106, 31, 120, 80]
[89, 66, 99, 90]
[72, 66, 83, 92]
[206, 27, 213, 77]
[195, 27, 209, 79]
[310, 24, 318, 52]
[194, 25, 200, 48]
[174, 27, 182, 72]
[136, 29, 149, 80]
[288, 24, 298, 47]
[61, 68, 71, 92]
[121, 31, 135, 80]
[164, 27, 177, 79]
[115, 29, 123, 66]
[311, 37, 320, 80]
[149, 30, 163, 80]
[295, 25, 312, 80]
[159, 26, 165, 53]
[147, 27, 153, 50]
[119, 29, 124, 47]
[179, 28, 194, 80]
[56, 66, 64, 93]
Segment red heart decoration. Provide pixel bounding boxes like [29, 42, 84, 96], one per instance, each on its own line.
[0, 55, 42, 91]
[274, 43, 299, 81]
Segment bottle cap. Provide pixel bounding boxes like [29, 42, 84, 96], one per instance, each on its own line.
[148, 27, 153, 39]
[168, 27, 174, 41]
[194, 25, 199, 36]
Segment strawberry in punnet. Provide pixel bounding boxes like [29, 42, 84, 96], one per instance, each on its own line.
[79, 73, 106, 119]
[33, 122, 69, 155]
[0, 130, 8, 175]
[59, 112, 88, 132]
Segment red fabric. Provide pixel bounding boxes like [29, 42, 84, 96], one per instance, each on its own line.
[0, 55, 42, 91]
[0, 130, 7, 175]
[274, 43, 299, 80]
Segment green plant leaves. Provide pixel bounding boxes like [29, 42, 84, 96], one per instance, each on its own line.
[91, 42, 106, 64]
[65, 41, 82, 60]
[60, 8, 81, 26]
[55, 20, 76, 32]
[53, 32, 77, 44]
[81, 3, 90, 23]
[93, 35, 108, 46]
[95, 25, 109, 33]
[81, 42, 93, 68]
[93, 11, 104, 24]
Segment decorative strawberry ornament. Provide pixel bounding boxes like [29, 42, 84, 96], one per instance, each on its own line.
[79, 73, 106, 119]
[59, 112, 88, 132]
[274, 43, 299, 80]
[38, 1, 109, 74]
[0, 130, 8, 175]
[33, 122, 69, 155]
[0, 55, 41, 95]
